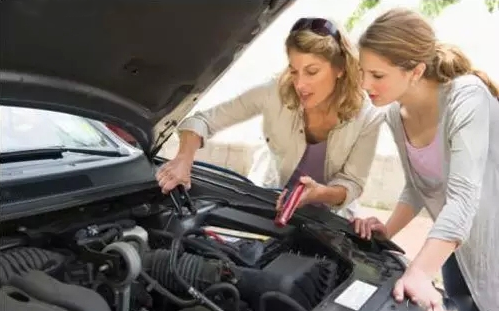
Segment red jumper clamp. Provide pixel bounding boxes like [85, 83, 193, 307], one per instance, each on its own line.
[274, 182, 305, 227]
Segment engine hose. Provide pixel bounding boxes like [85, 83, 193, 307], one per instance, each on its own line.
[149, 229, 230, 263]
[203, 283, 240, 311]
[148, 249, 194, 292]
[149, 229, 246, 265]
[0, 247, 65, 286]
[178, 229, 250, 266]
[259, 291, 307, 311]
[170, 238, 224, 311]
[139, 270, 197, 308]
[144, 248, 236, 294]
[74, 223, 123, 246]
[140, 271, 240, 311]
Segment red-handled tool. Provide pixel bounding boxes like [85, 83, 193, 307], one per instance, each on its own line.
[274, 182, 306, 227]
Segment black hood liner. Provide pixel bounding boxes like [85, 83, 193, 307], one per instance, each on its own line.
[0, 0, 292, 154]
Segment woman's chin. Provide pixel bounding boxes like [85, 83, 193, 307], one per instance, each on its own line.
[371, 97, 393, 107]
[300, 99, 323, 110]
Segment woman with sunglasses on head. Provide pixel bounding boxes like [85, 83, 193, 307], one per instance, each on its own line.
[156, 17, 383, 218]
[352, 8, 499, 311]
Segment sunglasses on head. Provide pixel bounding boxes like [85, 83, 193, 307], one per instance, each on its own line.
[290, 18, 341, 42]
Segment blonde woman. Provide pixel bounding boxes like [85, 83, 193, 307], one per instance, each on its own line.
[156, 17, 383, 218]
[353, 8, 499, 311]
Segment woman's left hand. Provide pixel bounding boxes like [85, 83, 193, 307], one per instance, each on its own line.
[276, 176, 325, 210]
[393, 265, 444, 311]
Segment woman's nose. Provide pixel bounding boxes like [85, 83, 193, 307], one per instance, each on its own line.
[360, 75, 371, 91]
[294, 75, 308, 91]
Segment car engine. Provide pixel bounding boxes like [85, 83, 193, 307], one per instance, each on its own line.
[0, 218, 344, 311]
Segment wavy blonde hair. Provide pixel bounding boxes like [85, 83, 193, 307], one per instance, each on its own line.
[359, 8, 499, 97]
[278, 21, 364, 122]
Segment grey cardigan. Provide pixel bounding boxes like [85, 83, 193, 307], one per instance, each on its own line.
[385, 75, 499, 311]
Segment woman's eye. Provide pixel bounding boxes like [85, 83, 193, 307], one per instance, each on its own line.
[373, 75, 384, 79]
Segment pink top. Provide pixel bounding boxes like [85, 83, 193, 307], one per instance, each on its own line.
[404, 131, 443, 183]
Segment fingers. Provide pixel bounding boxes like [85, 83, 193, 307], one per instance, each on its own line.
[370, 223, 386, 240]
[298, 175, 314, 185]
[354, 218, 361, 235]
[158, 174, 178, 194]
[393, 278, 405, 303]
[155, 163, 190, 194]
[392, 277, 443, 311]
[428, 290, 444, 311]
[352, 217, 380, 239]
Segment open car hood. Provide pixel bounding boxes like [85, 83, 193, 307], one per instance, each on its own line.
[0, 0, 293, 157]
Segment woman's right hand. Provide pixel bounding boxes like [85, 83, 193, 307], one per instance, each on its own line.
[155, 155, 193, 194]
[350, 217, 390, 240]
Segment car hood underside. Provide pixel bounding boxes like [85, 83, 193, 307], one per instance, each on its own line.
[0, 0, 293, 155]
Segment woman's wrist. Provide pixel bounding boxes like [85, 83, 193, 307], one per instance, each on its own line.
[410, 238, 458, 277]
[384, 221, 397, 240]
[315, 184, 347, 206]
[175, 152, 196, 163]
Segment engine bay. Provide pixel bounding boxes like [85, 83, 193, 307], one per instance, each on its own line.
[0, 187, 407, 311]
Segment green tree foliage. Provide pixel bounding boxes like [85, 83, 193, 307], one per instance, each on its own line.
[345, 0, 380, 31]
[485, 0, 499, 12]
[420, 0, 460, 18]
[345, 0, 497, 32]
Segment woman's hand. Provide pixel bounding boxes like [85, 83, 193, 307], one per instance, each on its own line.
[350, 216, 390, 240]
[155, 155, 193, 194]
[276, 176, 325, 210]
[393, 265, 444, 311]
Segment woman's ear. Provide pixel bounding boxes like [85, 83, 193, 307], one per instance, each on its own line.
[412, 62, 426, 82]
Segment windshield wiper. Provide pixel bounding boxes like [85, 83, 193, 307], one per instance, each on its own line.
[0, 147, 128, 164]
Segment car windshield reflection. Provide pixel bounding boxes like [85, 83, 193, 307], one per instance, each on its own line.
[0, 106, 117, 153]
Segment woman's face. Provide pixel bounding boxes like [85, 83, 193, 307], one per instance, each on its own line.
[359, 48, 412, 106]
[288, 48, 342, 110]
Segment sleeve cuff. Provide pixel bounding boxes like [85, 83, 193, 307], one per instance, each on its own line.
[398, 184, 424, 214]
[177, 116, 210, 148]
[326, 178, 361, 210]
[427, 202, 475, 244]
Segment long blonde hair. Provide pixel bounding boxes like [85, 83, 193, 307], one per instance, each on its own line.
[358, 8, 499, 97]
[278, 21, 364, 122]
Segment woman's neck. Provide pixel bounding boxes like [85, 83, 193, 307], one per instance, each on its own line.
[399, 79, 440, 117]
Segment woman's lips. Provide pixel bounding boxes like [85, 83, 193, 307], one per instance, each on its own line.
[369, 94, 378, 100]
[299, 93, 312, 102]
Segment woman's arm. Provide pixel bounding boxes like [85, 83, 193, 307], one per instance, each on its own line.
[385, 202, 418, 238]
[383, 175, 426, 238]
[176, 80, 275, 149]
[410, 83, 491, 277]
[326, 102, 383, 209]
[352, 195, 420, 240]
[174, 130, 203, 162]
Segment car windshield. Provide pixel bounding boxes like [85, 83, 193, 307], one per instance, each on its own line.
[0, 106, 116, 153]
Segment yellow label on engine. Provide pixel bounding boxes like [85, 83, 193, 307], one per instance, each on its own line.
[203, 226, 271, 242]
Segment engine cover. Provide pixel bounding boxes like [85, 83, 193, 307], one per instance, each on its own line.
[237, 252, 338, 310]
[0, 270, 110, 311]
